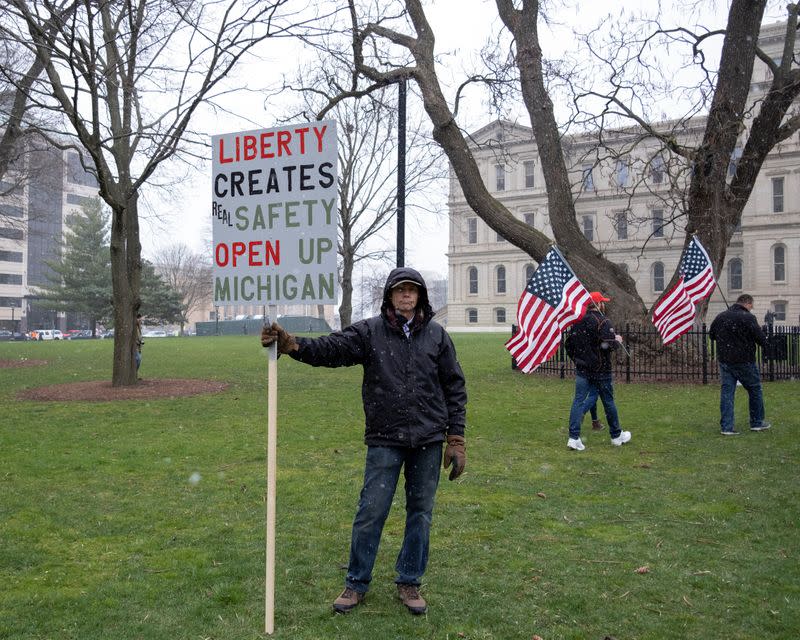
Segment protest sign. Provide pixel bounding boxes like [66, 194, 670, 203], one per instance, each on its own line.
[211, 121, 338, 306]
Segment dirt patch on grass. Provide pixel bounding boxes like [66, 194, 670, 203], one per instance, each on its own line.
[17, 378, 229, 402]
[0, 358, 48, 368]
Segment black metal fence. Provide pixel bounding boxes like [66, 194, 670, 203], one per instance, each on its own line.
[512, 324, 800, 383]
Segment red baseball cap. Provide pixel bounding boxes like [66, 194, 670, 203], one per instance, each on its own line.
[589, 291, 610, 304]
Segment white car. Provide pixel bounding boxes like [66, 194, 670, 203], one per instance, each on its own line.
[35, 329, 64, 340]
[143, 329, 168, 338]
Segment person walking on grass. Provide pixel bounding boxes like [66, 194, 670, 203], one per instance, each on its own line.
[260, 267, 467, 616]
[566, 291, 631, 451]
[709, 293, 771, 435]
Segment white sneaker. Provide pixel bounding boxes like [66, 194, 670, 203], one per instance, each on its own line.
[611, 431, 631, 446]
[567, 437, 585, 451]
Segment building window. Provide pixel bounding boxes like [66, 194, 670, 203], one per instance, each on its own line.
[0, 273, 23, 285]
[66, 193, 92, 207]
[771, 301, 787, 322]
[525, 264, 535, 282]
[650, 156, 665, 184]
[495, 308, 507, 323]
[652, 261, 665, 292]
[0, 297, 22, 308]
[615, 210, 628, 240]
[652, 208, 664, 238]
[581, 215, 594, 241]
[523, 212, 535, 227]
[0, 204, 23, 218]
[67, 152, 98, 188]
[773, 245, 786, 281]
[496, 265, 506, 294]
[0, 250, 23, 263]
[467, 308, 478, 324]
[0, 227, 24, 240]
[467, 217, 477, 244]
[496, 230, 505, 242]
[772, 177, 784, 213]
[524, 161, 535, 188]
[495, 164, 506, 191]
[468, 266, 478, 294]
[615, 159, 628, 187]
[728, 258, 743, 291]
[582, 164, 594, 191]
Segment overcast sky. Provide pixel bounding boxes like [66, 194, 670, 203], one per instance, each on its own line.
[139, 1, 774, 278]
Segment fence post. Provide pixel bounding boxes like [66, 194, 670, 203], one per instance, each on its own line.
[768, 323, 775, 382]
[510, 324, 518, 370]
[702, 323, 708, 385]
[625, 323, 631, 383]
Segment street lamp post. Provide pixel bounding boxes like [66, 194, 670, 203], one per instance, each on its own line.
[396, 76, 406, 268]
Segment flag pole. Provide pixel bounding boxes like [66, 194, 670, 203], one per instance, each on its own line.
[265, 304, 278, 634]
[554, 244, 631, 356]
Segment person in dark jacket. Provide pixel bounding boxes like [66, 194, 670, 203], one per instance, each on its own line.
[566, 291, 631, 451]
[709, 293, 771, 435]
[260, 267, 467, 616]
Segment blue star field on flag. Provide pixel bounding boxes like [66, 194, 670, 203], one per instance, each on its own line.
[525, 250, 574, 307]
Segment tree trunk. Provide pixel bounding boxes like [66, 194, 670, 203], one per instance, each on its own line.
[495, 0, 646, 325]
[109, 194, 142, 386]
[684, 0, 767, 293]
[339, 247, 355, 328]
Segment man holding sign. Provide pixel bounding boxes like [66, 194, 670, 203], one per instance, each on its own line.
[261, 267, 467, 615]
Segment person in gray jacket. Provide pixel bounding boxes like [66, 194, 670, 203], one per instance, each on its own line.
[261, 267, 467, 616]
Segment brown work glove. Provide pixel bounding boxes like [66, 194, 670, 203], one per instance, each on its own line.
[260, 322, 297, 354]
[443, 435, 466, 481]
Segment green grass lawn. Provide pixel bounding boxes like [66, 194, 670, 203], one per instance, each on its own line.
[1, 334, 798, 639]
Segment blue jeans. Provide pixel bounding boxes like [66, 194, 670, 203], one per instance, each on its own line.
[568, 373, 621, 439]
[345, 444, 442, 593]
[719, 362, 764, 431]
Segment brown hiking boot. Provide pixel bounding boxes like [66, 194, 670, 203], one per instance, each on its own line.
[332, 587, 364, 613]
[397, 584, 427, 615]
[591, 419, 604, 431]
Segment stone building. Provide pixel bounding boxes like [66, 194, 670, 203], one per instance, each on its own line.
[446, 22, 799, 331]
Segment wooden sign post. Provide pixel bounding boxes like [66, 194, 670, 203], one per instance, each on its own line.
[265, 305, 278, 634]
[211, 121, 338, 634]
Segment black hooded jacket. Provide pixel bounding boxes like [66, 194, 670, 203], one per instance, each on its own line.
[567, 308, 618, 376]
[289, 267, 467, 447]
[709, 303, 766, 364]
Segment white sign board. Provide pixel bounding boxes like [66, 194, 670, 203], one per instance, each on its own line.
[211, 121, 338, 306]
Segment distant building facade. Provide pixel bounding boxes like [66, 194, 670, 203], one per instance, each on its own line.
[446, 22, 799, 331]
[0, 143, 99, 332]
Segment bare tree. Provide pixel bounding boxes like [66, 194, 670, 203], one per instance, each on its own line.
[1, 0, 297, 385]
[282, 53, 444, 328]
[0, 5, 74, 226]
[151, 243, 212, 336]
[334, 0, 800, 325]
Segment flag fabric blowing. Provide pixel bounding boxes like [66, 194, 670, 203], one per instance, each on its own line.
[505, 247, 592, 373]
[651, 235, 717, 345]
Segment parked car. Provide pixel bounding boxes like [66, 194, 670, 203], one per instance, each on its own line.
[65, 329, 93, 339]
[33, 329, 64, 340]
[0, 330, 13, 341]
[142, 329, 168, 338]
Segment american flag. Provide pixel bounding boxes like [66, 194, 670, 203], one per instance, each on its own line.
[505, 247, 592, 373]
[651, 235, 717, 345]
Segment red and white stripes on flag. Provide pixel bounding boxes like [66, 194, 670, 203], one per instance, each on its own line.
[651, 236, 717, 345]
[505, 247, 592, 373]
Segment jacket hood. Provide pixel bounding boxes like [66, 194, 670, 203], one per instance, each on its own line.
[381, 267, 434, 320]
